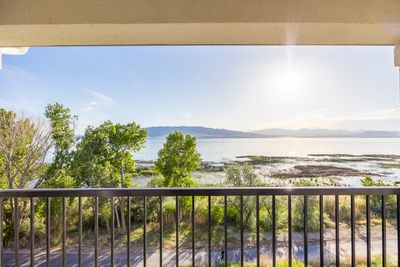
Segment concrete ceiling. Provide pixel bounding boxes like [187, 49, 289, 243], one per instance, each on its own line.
[1, 0, 400, 46]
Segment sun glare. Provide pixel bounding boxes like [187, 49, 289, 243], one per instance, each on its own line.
[271, 66, 309, 93]
[253, 63, 314, 102]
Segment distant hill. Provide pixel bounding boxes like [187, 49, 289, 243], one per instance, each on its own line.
[357, 130, 400, 138]
[251, 128, 400, 138]
[146, 126, 266, 138]
[145, 126, 400, 138]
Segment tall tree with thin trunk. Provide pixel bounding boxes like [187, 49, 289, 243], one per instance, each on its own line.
[41, 103, 78, 188]
[0, 108, 53, 223]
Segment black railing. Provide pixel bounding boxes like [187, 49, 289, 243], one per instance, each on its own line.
[0, 187, 399, 266]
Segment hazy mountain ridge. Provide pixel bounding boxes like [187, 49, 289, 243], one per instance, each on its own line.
[146, 126, 266, 138]
[146, 126, 400, 138]
[251, 128, 400, 138]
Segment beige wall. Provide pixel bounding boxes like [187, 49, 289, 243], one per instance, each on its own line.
[1, 0, 400, 46]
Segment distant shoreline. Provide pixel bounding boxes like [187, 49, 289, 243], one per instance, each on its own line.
[146, 126, 400, 139]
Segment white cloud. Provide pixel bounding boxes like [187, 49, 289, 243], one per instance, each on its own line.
[80, 101, 97, 112]
[85, 89, 114, 104]
[76, 90, 115, 133]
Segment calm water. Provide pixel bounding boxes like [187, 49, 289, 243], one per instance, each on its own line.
[134, 137, 400, 162]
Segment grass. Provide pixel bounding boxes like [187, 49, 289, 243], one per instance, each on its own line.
[338, 255, 397, 267]
[202, 255, 396, 267]
[379, 163, 400, 169]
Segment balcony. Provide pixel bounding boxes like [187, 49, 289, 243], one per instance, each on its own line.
[0, 187, 398, 266]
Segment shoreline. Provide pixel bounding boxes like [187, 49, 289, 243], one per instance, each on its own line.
[135, 153, 400, 187]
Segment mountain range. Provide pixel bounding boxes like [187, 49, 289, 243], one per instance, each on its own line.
[146, 126, 265, 138]
[146, 126, 400, 138]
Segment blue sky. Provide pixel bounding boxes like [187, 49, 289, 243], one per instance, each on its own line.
[0, 46, 399, 133]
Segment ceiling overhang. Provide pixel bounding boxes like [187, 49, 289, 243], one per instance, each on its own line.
[1, 0, 400, 46]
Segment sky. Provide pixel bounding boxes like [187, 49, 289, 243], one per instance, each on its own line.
[0, 46, 399, 133]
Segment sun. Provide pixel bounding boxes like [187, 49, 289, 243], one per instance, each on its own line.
[271, 66, 309, 93]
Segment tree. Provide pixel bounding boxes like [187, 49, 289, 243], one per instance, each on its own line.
[73, 121, 147, 187]
[0, 108, 53, 225]
[155, 131, 201, 187]
[224, 164, 261, 227]
[0, 109, 53, 189]
[73, 120, 147, 231]
[225, 163, 261, 187]
[41, 103, 78, 188]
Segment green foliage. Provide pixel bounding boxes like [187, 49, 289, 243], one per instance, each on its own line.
[73, 121, 147, 188]
[291, 196, 320, 231]
[215, 259, 307, 267]
[361, 176, 388, 187]
[361, 176, 397, 218]
[0, 108, 51, 189]
[44, 103, 77, 167]
[379, 163, 400, 169]
[147, 174, 166, 188]
[42, 103, 78, 188]
[292, 177, 341, 187]
[225, 163, 261, 187]
[155, 131, 201, 187]
[224, 164, 261, 230]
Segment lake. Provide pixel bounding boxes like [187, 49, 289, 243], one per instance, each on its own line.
[134, 137, 400, 162]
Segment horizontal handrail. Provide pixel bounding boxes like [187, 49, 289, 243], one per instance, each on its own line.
[0, 187, 399, 197]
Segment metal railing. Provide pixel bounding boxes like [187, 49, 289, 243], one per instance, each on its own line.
[0, 187, 399, 266]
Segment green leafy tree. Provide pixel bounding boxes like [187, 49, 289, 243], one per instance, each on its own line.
[361, 176, 396, 218]
[155, 131, 201, 187]
[0, 108, 52, 189]
[224, 164, 261, 228]
[225, 163, 261, 187]
[0, 108, 52, 237]
[73, 121, 147, 188]
[41, 103, 78, 188]
[73, 121, 147, 231]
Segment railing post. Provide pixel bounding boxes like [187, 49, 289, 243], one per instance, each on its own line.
[256, 194, 260, 267]
[160, 196, 164, 267]
[127, 196, 131, 267]
[397, 194, 400, 267]
[175, 196, 179, 267]
[351, 195, 355, 267]
[224, 195, 228, 267]
[0, 198, 3, 267]
[94, 197, 98, 267]
[208, 195, 212, 267]
[335, 195, 339, 267]
[366, 195, 371, 267]
[288, 195, 292, 267]
[14, 197, 19, 267]
[62, 197, 66, 267]
[382, 195, 386, 267]
[46, 197, 50, 267]
[272, 195, 276, 267]
[143, 196, 147, 267]
[191, 196, 194, 267]
[240, 195, 244, 267]
[30, 197, 34, 267]
[111, 197, 114, 267]
[78, 197, 82, 267]
[319, 195, 323, 266]
[303, 195, 308, 267]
